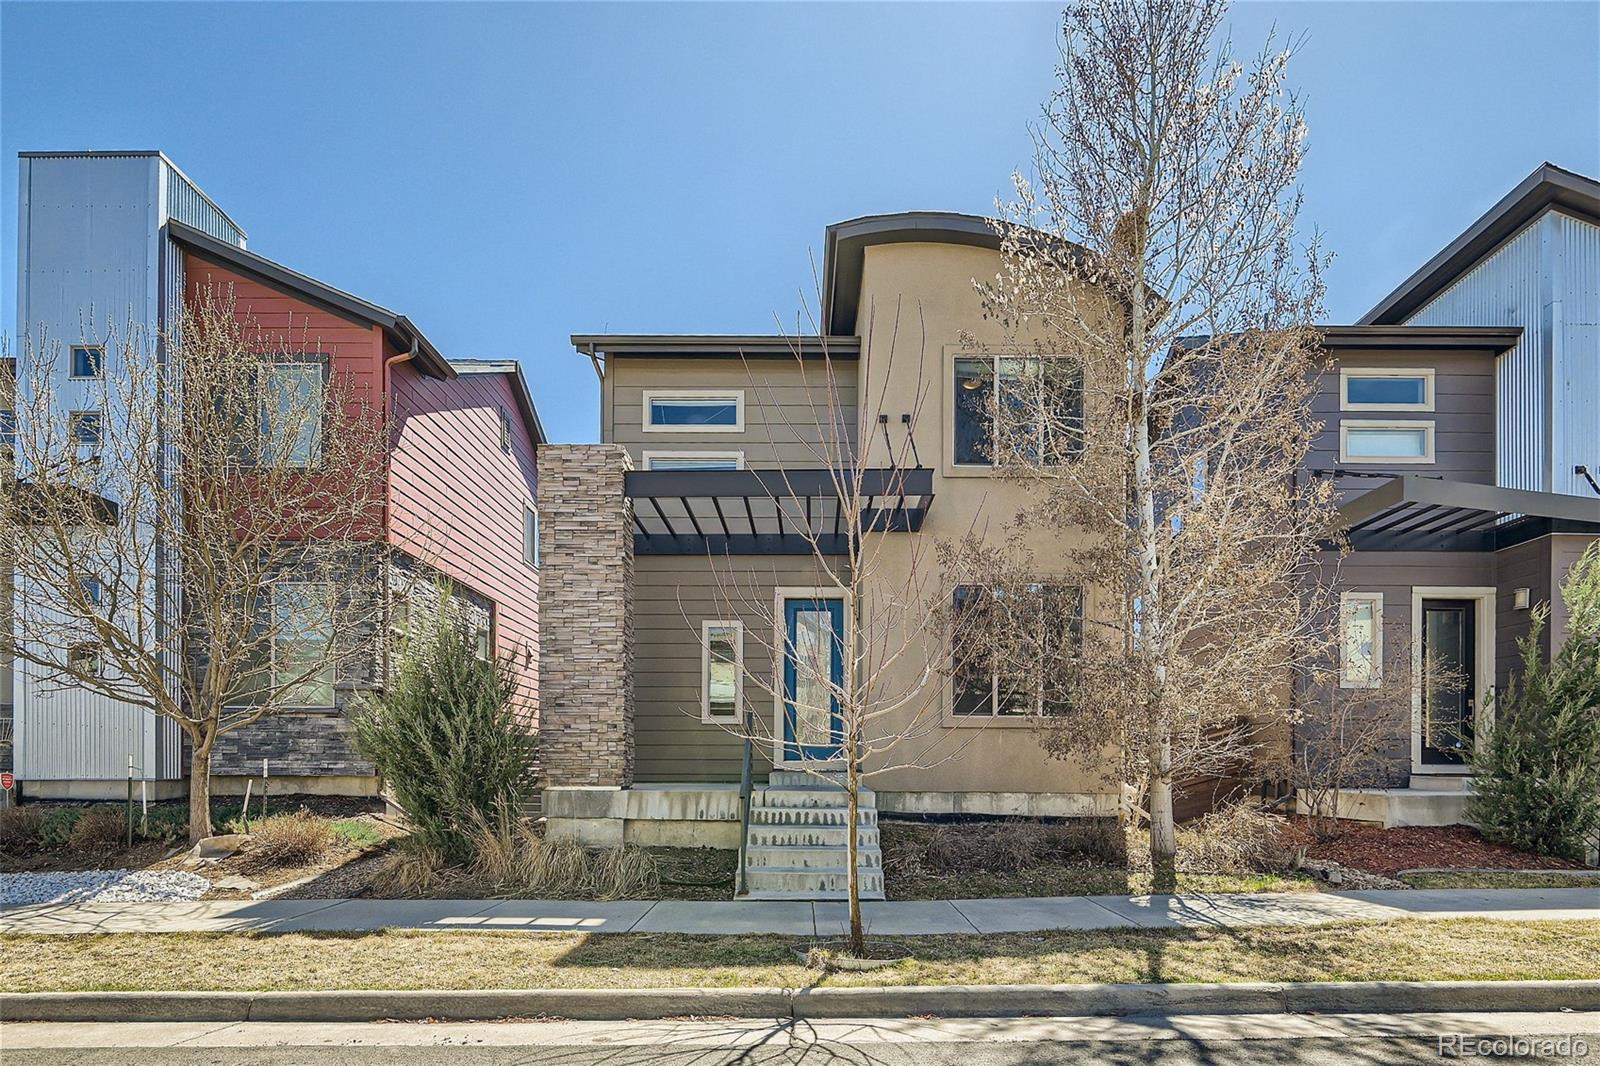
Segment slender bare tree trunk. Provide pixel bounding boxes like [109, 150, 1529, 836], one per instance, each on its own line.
[188, 737, 214, 842]
[1149, 730, 1177, 886]
[846, 746, 863, 955]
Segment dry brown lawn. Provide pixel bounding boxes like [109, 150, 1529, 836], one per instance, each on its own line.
[4, 918, 1596, 993]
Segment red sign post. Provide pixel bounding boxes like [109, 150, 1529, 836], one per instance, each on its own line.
[0, 772, 14, 791]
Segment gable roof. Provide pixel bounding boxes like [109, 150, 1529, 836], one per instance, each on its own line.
[1360, 162, 1600, 326]
[166, 220, 456, 380]
[447, 358, 547, 446]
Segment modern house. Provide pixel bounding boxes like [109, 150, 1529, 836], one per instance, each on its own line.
[1310, 163, 1600, 825]
[540, 166, 1599, 888]
[7, 151, 545, 799]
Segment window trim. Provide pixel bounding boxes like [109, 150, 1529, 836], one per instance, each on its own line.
[701, 619, 744, 723]
[499, 405, 513, 453]
[641, 389, 745, 434]
[1339, 367, 1434, 412]
[68, 344, 105, 380]
[944, 347, 1083, 477]
[1339, 591, 1383, 689]
[642, 450, 746, 471]
[1339, 419, 1435, 464]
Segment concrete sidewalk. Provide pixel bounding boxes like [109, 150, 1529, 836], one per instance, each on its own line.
[2, 886, 1595, 936]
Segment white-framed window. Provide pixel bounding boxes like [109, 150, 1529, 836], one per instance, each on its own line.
[1339, 367, 1434, 412]
[702, 620, 743, 722]
[68, 410, 102, 448]
[642, 389, 744, 433]
[261, 362, 323, 467]
[951, 583, 1082, 717]
[1339, 420, 1434, 464]
[523, 504, 540, 568]
[271, 582, 336, 707]
[1340, 591, 1383, 689]
[951, 353, 1083, 468]
[69, 345, 104, 380]
[642, 450, 745, 471]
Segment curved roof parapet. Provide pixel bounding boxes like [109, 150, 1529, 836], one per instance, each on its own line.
[823, 212, 1006, 336]
[1360, 162, 1600, 326]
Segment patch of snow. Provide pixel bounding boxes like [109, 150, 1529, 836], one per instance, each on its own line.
[1, 869, 212, 906]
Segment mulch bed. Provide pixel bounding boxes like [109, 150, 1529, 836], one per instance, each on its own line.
[1279, 819, 1587, 877]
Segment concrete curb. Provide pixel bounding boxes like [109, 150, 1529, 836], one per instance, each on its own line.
[5, 980, 1598, 1023]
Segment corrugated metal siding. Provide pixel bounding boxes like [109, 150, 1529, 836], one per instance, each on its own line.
[1410, 219, 1545, 491]
[155, 235, 186, 778]
[1553, 214, 1600, 498]
[163, 162, 245, 248]
[1408, 208, 1600, 498]
[13, 153, 181, 781]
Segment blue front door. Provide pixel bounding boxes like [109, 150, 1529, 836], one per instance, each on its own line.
[782, 597, 845, 762]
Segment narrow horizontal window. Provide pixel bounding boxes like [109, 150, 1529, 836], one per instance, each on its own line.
[1340, 368, 1433, 411]
[1340, 421, 1433, 463]
[642, 451, 744, 471]
[702, 620, 743, 722]
[642, 390, 744, 432]
[69, 345, 104, 379]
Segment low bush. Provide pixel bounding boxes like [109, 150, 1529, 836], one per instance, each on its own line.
[330, 818, 387, 850]
[0, 806, 46, 854]
[247, 810, 334, 867]
[36, 806, 83, 847]
[372, 838, 454, 898]
[465, 808, 660, 900]
[67, 806, 128, 853]
[351, 602, 537, 865]
[1172, 806, 1300, 875]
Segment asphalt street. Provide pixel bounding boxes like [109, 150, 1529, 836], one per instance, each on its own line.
[4, 1011, 1596, 1065]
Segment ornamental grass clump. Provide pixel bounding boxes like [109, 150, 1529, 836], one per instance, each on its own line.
[351, 602, 537, 866]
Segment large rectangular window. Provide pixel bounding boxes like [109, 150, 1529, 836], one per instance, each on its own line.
[69, 345, 104, 380]
[1340, 420, 1434, 464]
[952, 354, 1082, 468]
[261, 363, 323, 467]
[271, 582, 336, 707]
[952, 583, 1082, 717]
[1340, 591, 1383, 688]
[69, 410, 103, 448]
[642, 390, 744, 432]
[1340, 368, 1433, 411]
[702, 620, 743, 722]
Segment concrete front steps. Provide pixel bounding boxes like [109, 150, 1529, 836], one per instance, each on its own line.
[1296, 775, 1475, 828]
[741, 770, 885, 900]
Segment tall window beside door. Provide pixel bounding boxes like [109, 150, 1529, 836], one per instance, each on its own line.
[701, 620, 742, 722]
[1339, 591, 1383, 688]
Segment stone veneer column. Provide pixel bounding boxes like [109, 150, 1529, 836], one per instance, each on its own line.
[537, 445, 635, 788]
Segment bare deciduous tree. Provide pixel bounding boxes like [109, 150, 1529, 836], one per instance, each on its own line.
[3, 289, 388, 840]
[685, 308, 990, 955]
[975, 0, 1339, 878]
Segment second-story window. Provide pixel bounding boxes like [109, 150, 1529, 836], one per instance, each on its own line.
[0, 408, 15, 453]
[523, 505, 539, 568]
[1340, 420, 1434, 464]
[643, 389, 744, 432]
[69, 345, 104, 380]
[499, 406, 513, 453]
[642, 451, 744, 471]
[261, 363, 323, 467]
[1340, 368, 1433, 411]
[953, 354, 1083, 468]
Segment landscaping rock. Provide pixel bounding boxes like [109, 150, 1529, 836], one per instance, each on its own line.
[185, 834, 248, 864]
[1300, 857, 1408, 890]
[1, 870, 212, 906]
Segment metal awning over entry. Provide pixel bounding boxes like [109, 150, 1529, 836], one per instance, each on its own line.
[1336, 475, 1600, 551]
[626, 467, 934, 555]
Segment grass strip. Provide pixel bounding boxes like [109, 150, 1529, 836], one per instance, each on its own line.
[4, 918, 1595, 993]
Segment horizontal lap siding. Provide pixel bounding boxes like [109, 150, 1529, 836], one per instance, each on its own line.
[633, 554, 844, 782]
[389, 361, 539, 714]
[606, 357, 857, 469]
[1312, 348, 1497, 497]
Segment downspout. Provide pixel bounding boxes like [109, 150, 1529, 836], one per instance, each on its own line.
[380, 338, 419, 689]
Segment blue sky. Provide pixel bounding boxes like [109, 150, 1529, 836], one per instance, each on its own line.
[3, 2, 1596, 445]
